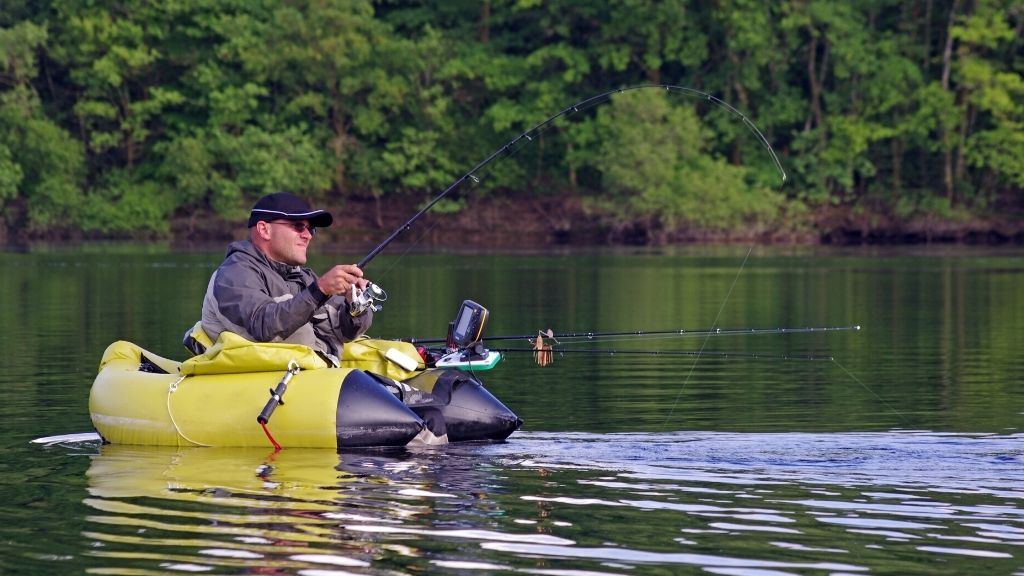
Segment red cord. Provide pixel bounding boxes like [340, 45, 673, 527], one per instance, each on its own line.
[260, 422, 282, 451]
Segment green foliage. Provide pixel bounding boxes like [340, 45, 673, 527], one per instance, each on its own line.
[953, 0, 1024, 192]
[579, 90, 782, 232]
[159, 126, 333, 220]
[0, 22, 86, 231]
[0, 0, 1020, 239]
[0, 20, 47, 83]
[18, 114, 87, 229]
[894, 192, 974, 222]
[79, 171, 175, 234]
[426, 197, 466, 215]
[0, 144, 23, 202]
[48, 1, 176, 164]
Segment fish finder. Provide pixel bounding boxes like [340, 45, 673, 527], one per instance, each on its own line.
[437, 300, 502, 371]
[450, 300, 488, 347]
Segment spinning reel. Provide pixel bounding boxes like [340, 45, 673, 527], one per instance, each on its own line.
[349, 282, 388, 317]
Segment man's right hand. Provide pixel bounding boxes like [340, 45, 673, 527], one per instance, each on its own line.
[317, 264, 369, 300]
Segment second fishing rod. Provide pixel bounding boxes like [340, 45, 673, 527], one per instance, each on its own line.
[403, 325, 862, 346]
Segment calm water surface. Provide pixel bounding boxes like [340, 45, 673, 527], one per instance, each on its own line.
[1, 245, 1022, 575]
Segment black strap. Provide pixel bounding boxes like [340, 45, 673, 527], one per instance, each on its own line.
[139, 353, 169, 374]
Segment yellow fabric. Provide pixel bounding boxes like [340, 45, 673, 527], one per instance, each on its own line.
[92, 341, 187, 446]
[90, 339, 347, 448]
[178, 331, 327, 376]
[340, 337, 424, 381]
[100, 340, 180, 373]
[187, 321, 214, 350]
[167, 369, 339, 447]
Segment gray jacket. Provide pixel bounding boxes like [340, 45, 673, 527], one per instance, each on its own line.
[200, 240, 372, 363]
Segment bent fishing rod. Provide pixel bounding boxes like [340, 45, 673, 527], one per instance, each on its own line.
[356, 84, 787, 269]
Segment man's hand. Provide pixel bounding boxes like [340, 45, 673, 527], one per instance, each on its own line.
[317, 264, 370, 301]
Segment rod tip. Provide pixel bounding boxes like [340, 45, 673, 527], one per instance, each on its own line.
[855, 325, 861, 331]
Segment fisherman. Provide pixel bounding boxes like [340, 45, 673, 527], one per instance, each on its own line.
[188, 192, 373, 365]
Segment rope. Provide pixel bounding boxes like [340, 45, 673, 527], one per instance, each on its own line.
[166, 375, 212, 447]
[260, 422, 282, 451]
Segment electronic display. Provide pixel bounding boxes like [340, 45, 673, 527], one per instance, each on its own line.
[451, 300, 488, 346]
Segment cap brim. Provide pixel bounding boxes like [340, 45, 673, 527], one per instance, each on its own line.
[249, 209, 333, 228]
[286, 210, 333, 228]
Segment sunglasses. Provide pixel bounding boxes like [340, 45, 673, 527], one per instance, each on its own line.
[270, 221, 316, 236]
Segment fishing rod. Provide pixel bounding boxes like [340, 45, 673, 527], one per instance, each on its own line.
[491, 348, 836, 361]
[408, 301, 858, 370]
[356, 84, 787, 269]
[404, 325, 861, 346]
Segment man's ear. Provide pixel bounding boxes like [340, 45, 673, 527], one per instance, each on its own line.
[254, 221, 271, 240]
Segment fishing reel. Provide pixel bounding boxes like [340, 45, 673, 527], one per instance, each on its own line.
[349, 282, 387, 317]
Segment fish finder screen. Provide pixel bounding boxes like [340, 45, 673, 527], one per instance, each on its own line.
[452, 300, 487, 346]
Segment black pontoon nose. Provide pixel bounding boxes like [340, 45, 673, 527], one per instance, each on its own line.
[336, 370, 424, 448]
[443, 378, 522, 442]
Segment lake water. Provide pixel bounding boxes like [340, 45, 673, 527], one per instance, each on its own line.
[1, 244, 1023, 575]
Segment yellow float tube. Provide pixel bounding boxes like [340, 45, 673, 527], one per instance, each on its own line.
[89, 332, 521, 449]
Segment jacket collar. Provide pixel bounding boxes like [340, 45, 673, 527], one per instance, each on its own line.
[228, 240, 305, 279]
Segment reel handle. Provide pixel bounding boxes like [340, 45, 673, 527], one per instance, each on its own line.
[349, 282, 387, 317]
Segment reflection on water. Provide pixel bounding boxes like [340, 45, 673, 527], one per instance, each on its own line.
[5, 247, 1023, 574]
[67, 431, 1022, 575]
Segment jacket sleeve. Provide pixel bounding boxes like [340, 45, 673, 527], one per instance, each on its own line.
[316, 297, 374, 345]
[213, 259, 322, 342]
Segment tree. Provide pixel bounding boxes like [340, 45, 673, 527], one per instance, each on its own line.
[576, 90, 782, 240]
[954, 0, 1024, 204]
[0, 21, 86, 234]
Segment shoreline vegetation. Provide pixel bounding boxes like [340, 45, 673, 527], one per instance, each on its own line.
[1, 2, 1021, 247]
[8, 191, 1018, 249]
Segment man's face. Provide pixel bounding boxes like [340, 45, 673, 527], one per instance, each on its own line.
[262, 219, 315, 265]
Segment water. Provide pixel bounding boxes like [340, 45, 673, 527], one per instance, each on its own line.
[1, 245, 1023, 574]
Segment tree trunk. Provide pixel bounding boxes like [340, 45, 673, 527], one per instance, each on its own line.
[122, 88, 134, 167]
[891, 133, 903, 197]
[479, 1, 490, 44]
[940, 0, 960, 203]
[374, 193, 383, 228]
[805, 32, 827, 141]
[567, 141, 577, 188]
[923, 0, 933, 74]
[727, 49, 749, 166]
[953, 101, 974, 201]
[804, 34, 819, 133]
[330, 104, 347, 196]
[940, 0, 959, 90]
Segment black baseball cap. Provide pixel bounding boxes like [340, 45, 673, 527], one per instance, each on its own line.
[247, 192, 333, 228]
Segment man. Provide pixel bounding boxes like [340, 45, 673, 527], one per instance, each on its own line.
[194, 192, 373, 365]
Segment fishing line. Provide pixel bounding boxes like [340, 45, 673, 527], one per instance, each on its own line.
[359, 97, 581, 285]
[513, 327, 861, 349]
[492, 347, 835, 361]
[366, 216, 446, 283]
[407, 325, 861, 346]
[663, 245, 754, 427]
[831, 358, 911, 425]
[357, 84, 787, 273]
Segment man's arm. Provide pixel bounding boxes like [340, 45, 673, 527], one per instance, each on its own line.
[213, 261, 323, 342]
[315, 299, 374, 345]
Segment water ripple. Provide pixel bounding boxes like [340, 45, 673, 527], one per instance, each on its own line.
[36, 430, 1024, 574]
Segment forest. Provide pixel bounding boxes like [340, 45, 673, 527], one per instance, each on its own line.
[0, 0, 1021, 244]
